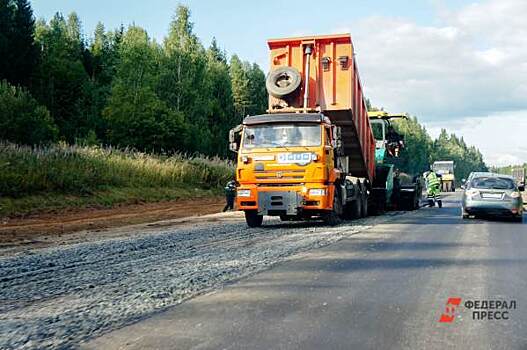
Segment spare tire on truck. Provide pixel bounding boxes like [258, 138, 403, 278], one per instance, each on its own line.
[266, 66, 302, 98]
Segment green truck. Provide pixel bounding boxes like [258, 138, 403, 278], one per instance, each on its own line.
[368, 111, 423, 212]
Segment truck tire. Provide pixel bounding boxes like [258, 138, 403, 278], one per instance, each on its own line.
[266, 67, 302, 98]
[344, 199, 361, 219]
[369, 190, 385, 216]
[324, 187, 342, 226]
[412, 194, 420, 210]
[245, 210, 263, 227]
[360, 192, 368, 218]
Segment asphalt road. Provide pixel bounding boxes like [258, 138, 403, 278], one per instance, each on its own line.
[85, 192, 527, 350]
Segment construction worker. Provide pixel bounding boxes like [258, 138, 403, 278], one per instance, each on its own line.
[425, 169, 442, 208]
[223, 180, 237, 212]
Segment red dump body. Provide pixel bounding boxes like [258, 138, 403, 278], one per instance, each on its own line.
[267, 34, 375, 182]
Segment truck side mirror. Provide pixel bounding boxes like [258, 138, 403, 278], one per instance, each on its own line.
[519, 185, 525, 192]
[229, 125, 242, 153]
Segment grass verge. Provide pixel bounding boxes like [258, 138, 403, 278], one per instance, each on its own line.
[0, 186, 223, 218]
[0, 143, 233, 218]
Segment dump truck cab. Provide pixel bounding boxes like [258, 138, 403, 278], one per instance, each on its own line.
[233, 113, 342, 225]
[432, 161, 455, 192]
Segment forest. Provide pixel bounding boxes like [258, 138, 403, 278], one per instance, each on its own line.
[1, 1, 266, 157]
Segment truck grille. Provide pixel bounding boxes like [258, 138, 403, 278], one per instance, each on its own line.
[256, 183, 302, 187]
[254, 169, 305, 180]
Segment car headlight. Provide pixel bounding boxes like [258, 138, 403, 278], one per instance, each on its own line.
[237, 189, 251, 197]
[510, 191, 521, 198]
[309, 188, 326, 196]
[466, 189, 479, 197]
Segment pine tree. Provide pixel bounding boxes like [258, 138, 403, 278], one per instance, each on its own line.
[229, 54, 251, 120]
[0, 0, 37, 87]
[204, 39, 235, 156]
[31, 12, 92, 142]
[158, 4, 210, 153]
[0, 0, 14, 81]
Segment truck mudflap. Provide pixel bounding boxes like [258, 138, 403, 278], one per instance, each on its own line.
[257, 191, 303, 216]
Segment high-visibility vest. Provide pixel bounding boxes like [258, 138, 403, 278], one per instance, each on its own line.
[427, 172, 440, 187]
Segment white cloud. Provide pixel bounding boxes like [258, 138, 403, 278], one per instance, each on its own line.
[347, 0, 527, 120]
[337, 0, 527, 166]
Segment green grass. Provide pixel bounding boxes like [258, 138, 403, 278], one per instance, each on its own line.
[0, 143, 234, 217]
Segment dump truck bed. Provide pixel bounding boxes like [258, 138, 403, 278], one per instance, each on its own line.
[267, 34, 375, 181]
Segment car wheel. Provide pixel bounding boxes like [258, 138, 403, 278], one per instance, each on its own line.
[512, 215, 523, 223]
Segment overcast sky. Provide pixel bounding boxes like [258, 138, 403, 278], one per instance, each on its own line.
[32, 0, 527, 166]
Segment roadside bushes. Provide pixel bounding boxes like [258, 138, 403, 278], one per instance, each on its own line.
[0, 80, 58, 145]
[0, 142, 234, 198]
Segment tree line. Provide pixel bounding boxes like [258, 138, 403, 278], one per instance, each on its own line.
[0, 1, 266, 157]
[390, 116, 488, 183]
[1, 0, 488, 177]
[365, 100, 488, 181]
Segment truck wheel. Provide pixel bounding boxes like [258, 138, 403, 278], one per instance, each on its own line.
[360, 193, 368, 218]
[245, 210, 263, 227]
[346, 199, 361, 219]
[413, 196, 420, 210]
[324, 189, 342, 226]
[266, 67, 302, 98]
[369, 191, 385, 216]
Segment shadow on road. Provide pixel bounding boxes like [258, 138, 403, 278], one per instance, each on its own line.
[275, 257, 527, 274]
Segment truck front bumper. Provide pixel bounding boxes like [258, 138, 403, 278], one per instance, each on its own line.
[236, 185, 331, 215]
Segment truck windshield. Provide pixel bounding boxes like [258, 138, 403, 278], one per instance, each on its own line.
[433, 164, 453, 173]
[371, 123, 384, 141]
[471, 177, 515, 190]
[243, 124, 321, 148]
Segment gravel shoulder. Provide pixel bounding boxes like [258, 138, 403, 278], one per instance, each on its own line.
[0, 197, 225, 255]
[0, 209, 406, 349]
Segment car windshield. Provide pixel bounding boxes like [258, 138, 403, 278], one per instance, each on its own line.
[242, 124, 321, 148]
[471, 177, 515, 190]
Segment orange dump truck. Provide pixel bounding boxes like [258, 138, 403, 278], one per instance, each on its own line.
[228, 34, 385, 227]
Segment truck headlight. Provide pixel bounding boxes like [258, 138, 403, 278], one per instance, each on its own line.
[237, 189, 251, 197]
[510, 191, 521, 198]
[309, 188, 326, 196]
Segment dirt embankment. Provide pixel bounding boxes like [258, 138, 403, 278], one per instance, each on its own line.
[0, 197, 226, 250]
